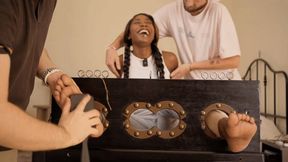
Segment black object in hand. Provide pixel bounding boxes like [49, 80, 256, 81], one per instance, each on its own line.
[70, 94, 107, 125]
[70, 94, 95, 112]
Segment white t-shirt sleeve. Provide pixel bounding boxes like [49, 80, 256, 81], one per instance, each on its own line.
[153, 3, 174, 38]
[218, 5, 241, 58]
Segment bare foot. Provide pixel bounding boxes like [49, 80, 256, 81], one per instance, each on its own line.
[219, 112, 257, 152]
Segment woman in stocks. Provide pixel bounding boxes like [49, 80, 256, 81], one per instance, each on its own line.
[118, 13, 179, 131]
[117, 12, 257, 153]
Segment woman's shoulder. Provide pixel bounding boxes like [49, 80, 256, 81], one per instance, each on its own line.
[162, 51, 177, 61]
[162, 51, 178, 72]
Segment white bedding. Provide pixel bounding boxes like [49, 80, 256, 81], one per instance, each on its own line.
[260, 115, 283, 140]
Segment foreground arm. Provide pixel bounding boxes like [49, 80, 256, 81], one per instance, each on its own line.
[37, 48, 81, 108]
[37, 48, 104, 137]
[37, 49, 104, 138]
[0, 96, 101, 151]
[0, 54, 101, 151]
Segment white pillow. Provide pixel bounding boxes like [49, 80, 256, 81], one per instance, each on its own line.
[260, 115, 282, 140]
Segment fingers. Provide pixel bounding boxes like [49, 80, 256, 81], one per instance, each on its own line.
[56, 74, 81, 94]
[170, 68, 181, 79]
[55, 84, 62, 92]
[106, 51, 120, 77]
[115, 57, 121, 71]
[85, 109, 100, 119]
[86, 109, 105, 138]
[61, 86, 80, 98]
[115, 59, 121, 78]
[75, 95, 91, 112]
[108, 64, 120, 78]
[86, 109, 104, 138]
[57, 95, 106, 146]
[53, 88, 73, 109]
[170, 68, 177, 79]
[90, 123, 104, 138]
[170, 70, 176, 79]
[61, 74, 82, 93]
[62, 97, 71, 115]
[86, 110, 104, 138]
[89, 117, 102, 126]
[170, 71, 177, 79]
[56, 78, 65, 89]
[53, 80, 64, 105]
[53, 90, 61, 104]
[61, 74, 74, 85]
[59, 92, 68, 108]
[171, 64, 191, 79]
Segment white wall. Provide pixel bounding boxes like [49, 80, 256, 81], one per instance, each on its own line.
[222, 0, 288, 75]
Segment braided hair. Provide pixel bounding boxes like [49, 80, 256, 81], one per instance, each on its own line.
[123, 13, 165, 79]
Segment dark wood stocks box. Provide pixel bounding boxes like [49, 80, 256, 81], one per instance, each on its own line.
[33, 78, 264, 162]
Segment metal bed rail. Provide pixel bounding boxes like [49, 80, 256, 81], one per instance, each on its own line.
[242, 58, 288, 134]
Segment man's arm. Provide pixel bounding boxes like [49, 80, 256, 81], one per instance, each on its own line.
[171, 55, 240, 79]
[37, 48, 64, 86]
[37, 48, 81, 108]
[37, 48, 104, 137]
[0, 54, 101, 151]
[190, 55, 240, 70]
[105, 32, 124, 77]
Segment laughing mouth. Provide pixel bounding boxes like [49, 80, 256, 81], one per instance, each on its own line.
[138, 29, 150, 37]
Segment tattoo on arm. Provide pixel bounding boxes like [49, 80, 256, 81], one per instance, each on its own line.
[209, 58, 220, 65]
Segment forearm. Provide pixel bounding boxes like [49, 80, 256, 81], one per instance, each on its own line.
[190, 55, 240, 71]
[37, 48, 57, 75]
[0, 55, 10, 101]
[37, 48, 64, 85]
[0, 102, 70, 151]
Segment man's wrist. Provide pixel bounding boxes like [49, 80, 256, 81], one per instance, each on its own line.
[56, 125, 73, 149]
[40, 67, 62, 85]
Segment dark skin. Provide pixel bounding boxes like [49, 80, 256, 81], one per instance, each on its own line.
[119, 14, 179, 78]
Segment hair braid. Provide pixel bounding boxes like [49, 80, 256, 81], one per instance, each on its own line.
[151, 44, 165, 79]
[123, 13, 164, 79]
[123, 44, 131, 78]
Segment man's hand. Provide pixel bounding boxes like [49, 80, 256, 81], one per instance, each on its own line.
[106, 47, 121, 77]
[170, 64, 191, 79]
[53, 74, 82, 109]
[58, 95, 104, 146]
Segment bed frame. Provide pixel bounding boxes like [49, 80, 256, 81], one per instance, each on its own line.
[243, 58, 288, 134]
